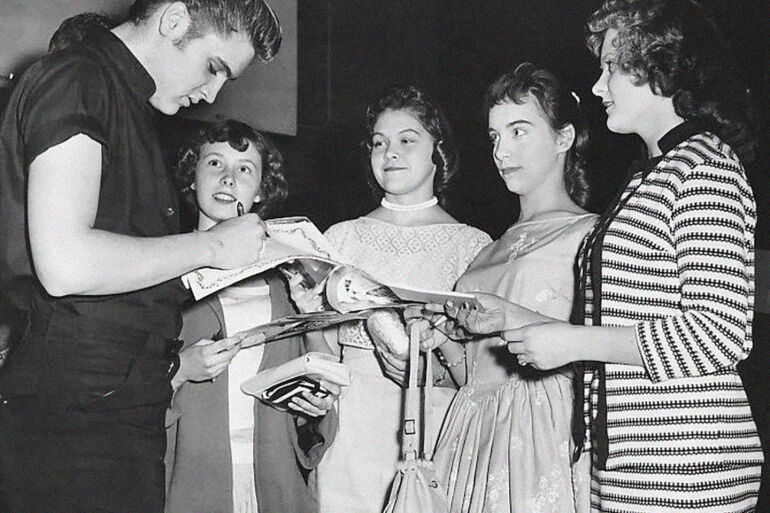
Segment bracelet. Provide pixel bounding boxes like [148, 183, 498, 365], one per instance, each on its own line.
[433, 363, 449, 386]
[435, 349, 466, 370]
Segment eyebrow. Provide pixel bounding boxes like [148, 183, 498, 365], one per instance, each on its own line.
[372, 128, 421, 137]
[214, 57, 234, 79]
[504, 120, 534, 129]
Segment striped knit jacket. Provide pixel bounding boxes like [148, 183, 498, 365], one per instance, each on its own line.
[580, 129, 764, 472]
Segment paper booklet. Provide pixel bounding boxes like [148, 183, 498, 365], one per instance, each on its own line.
[240, 352, 352, 411]
[182, 216, 479, 342]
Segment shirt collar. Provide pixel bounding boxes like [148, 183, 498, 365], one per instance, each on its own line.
[88, 27, 156, 102]
[657, 119, 705, 156]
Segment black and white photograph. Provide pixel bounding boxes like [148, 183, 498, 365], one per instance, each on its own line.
[0, 1, 768, 512]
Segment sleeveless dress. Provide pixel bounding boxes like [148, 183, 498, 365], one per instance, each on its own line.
[433, 213, 596, 513]
[317, 217, 491, 513]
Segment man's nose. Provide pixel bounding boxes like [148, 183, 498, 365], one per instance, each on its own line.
[202, 75, 228, 104]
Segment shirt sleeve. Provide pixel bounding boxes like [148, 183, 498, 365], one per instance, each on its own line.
[323, 222, 346, 250]
[21, 56, 109, 166]
[635, 159, 755, 382]
[458, 228, 492, 273]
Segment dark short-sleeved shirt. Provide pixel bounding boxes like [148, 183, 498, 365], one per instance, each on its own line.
[0, 28, 190, 409]
[0, 27, 187, 341]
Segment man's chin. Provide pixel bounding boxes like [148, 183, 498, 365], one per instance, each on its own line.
[149, 98, 181, 116]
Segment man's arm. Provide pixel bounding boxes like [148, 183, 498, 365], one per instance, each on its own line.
[28, 134, 264, 296]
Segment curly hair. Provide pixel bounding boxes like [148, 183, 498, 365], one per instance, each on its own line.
[128, 0, 281, 62]
[176, 119, 288, 218]
[484, 63, 591, 208]
[587, 0, 755, 162]
[363, 85, 459, 206]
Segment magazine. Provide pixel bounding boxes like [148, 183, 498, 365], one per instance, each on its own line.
[232, 310, 370, 348]
[183, 217, 478, 308]
[182, 216, 479, 342]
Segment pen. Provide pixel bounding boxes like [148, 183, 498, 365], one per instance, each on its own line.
[237, 201, 270, 236]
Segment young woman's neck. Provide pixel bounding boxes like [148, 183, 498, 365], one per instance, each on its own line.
[638, 99, 685, 157]
[517, 175, 583, 223]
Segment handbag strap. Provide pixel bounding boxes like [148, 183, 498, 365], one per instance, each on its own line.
[401, 323, 435, 462]
[423, 344, 434, 461]
[401, 323, 420, 460]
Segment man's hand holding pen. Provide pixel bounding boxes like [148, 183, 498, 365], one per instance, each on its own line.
[204, 201, 267, 269]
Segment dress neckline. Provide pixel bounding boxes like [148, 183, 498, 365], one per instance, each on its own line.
[509, 212, 594, 231]
[359, 216, 462, 229]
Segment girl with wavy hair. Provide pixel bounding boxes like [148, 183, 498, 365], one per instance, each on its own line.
[295, 85, 491, 513]
[165, 120, 339, 513]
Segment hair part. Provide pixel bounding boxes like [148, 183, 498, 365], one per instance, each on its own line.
[128, 0, 281, 62]
[363, 85, 459, 206]
[485, 62, 591, 208]
[586, 0, 755, 162]
[176, 118, 288, 217]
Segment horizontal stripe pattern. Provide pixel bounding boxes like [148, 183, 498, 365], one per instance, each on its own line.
[582, 132, 763, 511]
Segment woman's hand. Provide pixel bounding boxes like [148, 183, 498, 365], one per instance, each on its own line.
[172, 336, 241, 389]
[445, 292, 509, 334]
[403, 309, 458, 351]
[367, 309, 410, 359]
[289, 379, 341, 419]
[504, 321, 582, 370]
[444, 292, 551, 335]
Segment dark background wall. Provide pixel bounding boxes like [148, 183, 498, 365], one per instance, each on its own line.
[279, 0, 768, 238]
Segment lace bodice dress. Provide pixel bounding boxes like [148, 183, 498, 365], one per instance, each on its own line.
[433, 213, 596, 513]
[316, 217, 490, 513]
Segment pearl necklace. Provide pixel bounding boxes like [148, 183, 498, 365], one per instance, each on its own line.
[380, 196, 438, 212]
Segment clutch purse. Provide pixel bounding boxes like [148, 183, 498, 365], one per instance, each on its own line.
[240, 352, 351, 411]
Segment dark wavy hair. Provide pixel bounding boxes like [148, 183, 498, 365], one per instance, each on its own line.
[48, 13, 115, 53]
[177, 119, 287, 218]
[363, 85, 459, 206]
[484, 63, 591, 208]
[128, 0, 281, 62]
[587, 0, 755, 162]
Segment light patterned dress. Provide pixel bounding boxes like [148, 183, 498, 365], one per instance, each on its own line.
[433, 213, 596, 513]
[316, 217, 491, 513]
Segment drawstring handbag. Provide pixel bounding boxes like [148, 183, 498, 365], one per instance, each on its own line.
[383, 323, 449, 513]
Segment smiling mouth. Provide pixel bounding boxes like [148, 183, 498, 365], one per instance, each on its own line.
[213, 192, 236, 202]
[384, 166, 408, 172]
[603, 100, 614, 110]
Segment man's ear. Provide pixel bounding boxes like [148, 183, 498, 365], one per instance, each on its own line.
[556, 123, 576, 154]
[157, 2, 192, 40]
